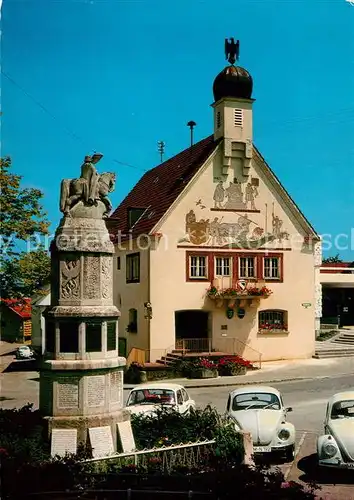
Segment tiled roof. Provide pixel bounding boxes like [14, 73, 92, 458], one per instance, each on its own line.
[1, 298, 31, 319]
[107, 135, 220, 241]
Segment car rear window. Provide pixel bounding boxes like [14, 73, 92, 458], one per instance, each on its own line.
[127, 389, 176, 406]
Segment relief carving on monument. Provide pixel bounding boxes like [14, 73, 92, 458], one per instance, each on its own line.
[60, 258, 81, 299]
[101, 256, 112, 299]
[315, 282, 322, 318]
[83, 256, 100, 299]
[314, 241, 322, 266]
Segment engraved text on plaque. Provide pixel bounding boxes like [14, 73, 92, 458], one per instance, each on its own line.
[57, 379, 79, 409]
[87, 375, 105, 407]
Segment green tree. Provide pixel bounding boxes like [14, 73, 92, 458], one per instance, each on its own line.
[0, 157, 51, 298]
[322, 254, 343, 264]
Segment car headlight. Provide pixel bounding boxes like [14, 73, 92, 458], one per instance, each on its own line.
[278, 429, 290, 441]
[323, 443, 337, 458]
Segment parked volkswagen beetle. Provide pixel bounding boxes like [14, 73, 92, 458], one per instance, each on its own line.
[317, 391, 354, 469]
[124, 383, 196, 417]
[226, 385, 295, 461]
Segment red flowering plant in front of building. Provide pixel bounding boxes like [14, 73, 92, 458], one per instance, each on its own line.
[218, 356, 253, 376]
[182, 357, 218, 379]
[195, 357, 217, 370]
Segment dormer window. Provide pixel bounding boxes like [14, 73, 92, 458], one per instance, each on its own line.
[234, 108, 243, 127]
[128, 208, 146, 229]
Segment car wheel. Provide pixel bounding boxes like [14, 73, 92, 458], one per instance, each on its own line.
[285, 445, 295, 462]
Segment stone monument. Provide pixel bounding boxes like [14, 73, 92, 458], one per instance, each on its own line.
[40, 153, 129, 457]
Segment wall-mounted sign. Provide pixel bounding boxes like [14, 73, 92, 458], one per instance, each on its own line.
[301, 302, 312, 309]
[226, 308, 234, 319]
[237, 308, 246, 319]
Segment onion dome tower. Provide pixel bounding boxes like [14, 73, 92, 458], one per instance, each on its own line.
[212, 38, 255, 176]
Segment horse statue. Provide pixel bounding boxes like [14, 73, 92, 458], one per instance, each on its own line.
[60, 171, 116, 217]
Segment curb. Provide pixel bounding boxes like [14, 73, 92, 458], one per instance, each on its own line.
[123, 372, 354, 390]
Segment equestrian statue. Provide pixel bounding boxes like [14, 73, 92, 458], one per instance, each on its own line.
[60, 153, 116, 218]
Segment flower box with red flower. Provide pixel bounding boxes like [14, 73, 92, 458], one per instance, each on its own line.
[217, 356, 253, 376]
[206, 285, 272, 301]
[258, 323, 289, 334]
[188, 357, 218, 379]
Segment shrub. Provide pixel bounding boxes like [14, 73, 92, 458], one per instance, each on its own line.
[131, 405, 244, 465]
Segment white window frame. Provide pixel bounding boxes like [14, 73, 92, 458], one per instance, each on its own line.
[189, 255, 208, 279]
[215, 256, 232, 277]
[239, 256, 256, 279]
[263, 257, 280, 280]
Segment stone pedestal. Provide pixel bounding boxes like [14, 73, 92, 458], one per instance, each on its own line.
[40, 198, 129, 455]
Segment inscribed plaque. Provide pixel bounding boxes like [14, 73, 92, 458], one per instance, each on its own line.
[89, 426, 114, 458]
[51, 429, 77, 457]
[57, 379, 79, 409]
[117, 420, 136, 453]
[87, 375, 105, 407]
[110, 370, 123, 405]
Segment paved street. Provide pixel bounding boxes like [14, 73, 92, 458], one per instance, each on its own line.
[1, 346, 354, 499]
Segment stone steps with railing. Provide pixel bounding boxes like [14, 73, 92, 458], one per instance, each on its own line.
[314, 330, 354, 358]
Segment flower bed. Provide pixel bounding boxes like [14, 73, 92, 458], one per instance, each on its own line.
[189, 358, 218, 379]
[217, 356, 253, 376]
[176, 356, 254, 379]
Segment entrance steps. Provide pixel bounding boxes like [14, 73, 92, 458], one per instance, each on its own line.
[314, 330, 354, 358]
[155, 350, 230, 367]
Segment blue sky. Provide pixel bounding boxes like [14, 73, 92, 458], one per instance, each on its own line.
[2, 0, 354, 259]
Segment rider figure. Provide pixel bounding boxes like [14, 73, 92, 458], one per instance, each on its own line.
[80, 155, 100, 205]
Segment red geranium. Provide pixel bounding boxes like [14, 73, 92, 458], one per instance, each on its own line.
[218, 356, 253, 369]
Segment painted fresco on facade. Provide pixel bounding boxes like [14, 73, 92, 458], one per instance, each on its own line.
[213, 177, 259, 211]
[179, 201, 290, 248]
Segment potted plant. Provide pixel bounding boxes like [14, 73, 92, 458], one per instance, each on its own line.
[217, 356, 253, 376]
[188, 357, 218, 379]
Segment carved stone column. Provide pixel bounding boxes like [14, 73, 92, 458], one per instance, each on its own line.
[40, 156, 128, 456]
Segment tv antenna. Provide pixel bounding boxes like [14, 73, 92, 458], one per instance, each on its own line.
[157, 141, 165, 162]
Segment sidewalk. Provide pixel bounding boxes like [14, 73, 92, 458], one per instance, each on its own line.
[124, 356, 354, 389]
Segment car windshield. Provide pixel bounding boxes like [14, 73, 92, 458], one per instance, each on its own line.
[127, 389, 176, 406]
[331, 400, 354, 419]
[232, 392, 281, 411]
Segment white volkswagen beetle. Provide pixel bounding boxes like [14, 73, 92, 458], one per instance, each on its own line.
[317, 391, 354, 469]
[226, 385, 295, 461]
[124, 383, 196, 417]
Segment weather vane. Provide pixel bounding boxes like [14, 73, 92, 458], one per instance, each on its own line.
[225, 37, 240, 65]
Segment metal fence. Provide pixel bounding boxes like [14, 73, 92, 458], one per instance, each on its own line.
[83, 440, 216, 474]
